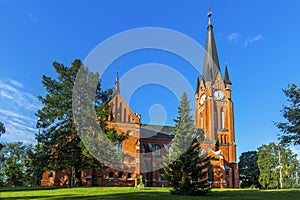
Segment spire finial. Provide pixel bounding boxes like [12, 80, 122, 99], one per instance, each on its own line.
[208, 1, 212, 25]
[113, 68, 120, 96]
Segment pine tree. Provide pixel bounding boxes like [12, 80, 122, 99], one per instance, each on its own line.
[0, 122, 5, 150]
[162, 92, 210, 195]
[0, 122, 5, 136]
[36, 59, 115, 186]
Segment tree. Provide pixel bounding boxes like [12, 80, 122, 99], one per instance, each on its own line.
[238, 151, 260, 188]
[0, 122, 5, 136]
[0, 122, 5, 150]
[257, 142, 299, 189]
[275, 84, 300, 146]
[36, 59, 115, 186]
[162, 92, 210, 196]
[0, 142, 34, 187]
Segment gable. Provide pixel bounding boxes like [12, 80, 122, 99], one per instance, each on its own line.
[107, 94, 140, 123]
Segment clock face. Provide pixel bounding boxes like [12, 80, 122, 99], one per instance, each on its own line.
[214, 90, 224, 100]
[200, 94, 206, 105]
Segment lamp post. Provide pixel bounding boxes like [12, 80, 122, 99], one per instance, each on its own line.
[277, 144, 283, 189]
[35, 117, 42, 186]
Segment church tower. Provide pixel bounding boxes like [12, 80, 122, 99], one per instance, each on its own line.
[194, 9, 239, 188]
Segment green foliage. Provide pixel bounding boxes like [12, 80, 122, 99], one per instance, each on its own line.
[0, 142, 35, 187]
[36, 59, 114, 185]
[163, 92, 210, 196]
[276, 84, 300, 145]
[238, 151, 260, 188]
[0, 122, 5, 136]
[257, 142, 299, 189]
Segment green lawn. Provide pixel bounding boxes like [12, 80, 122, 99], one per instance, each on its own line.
[0, 187, 299, 200]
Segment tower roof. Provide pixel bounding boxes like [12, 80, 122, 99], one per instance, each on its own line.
[196, 76, 200, 94]
[224, 65, 232, 85]
[202, 10, 220, 82]
[112, 70, 120, 96]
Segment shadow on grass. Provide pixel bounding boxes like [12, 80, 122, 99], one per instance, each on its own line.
[1, 187, 300, 200]
[0, 186, 71, 192]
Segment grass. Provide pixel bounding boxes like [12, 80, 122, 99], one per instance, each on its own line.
[0, 187, 299, 200]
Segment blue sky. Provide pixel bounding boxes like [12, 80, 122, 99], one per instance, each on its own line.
[1, 0, 300, 158]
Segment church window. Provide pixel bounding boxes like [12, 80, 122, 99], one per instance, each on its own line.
[115, 97, 118, 119]
[142, 144, 146, 153]
[109, 172, 114, 178]
[148, 143, 153, 151]
[128, 115, 131, 122]
[200, 113, 204, 128]
[154, 145, 161, 156]
[113, 142, 123, 163]
[163, 144, 169, 152]
[226, 170, 229, 176]
[221, 108, 225, 129]
[214, 109, 218, 131]
[119, 103, 122, 121]
[118, 171, 123, 179]
[123, 108, 126, 122]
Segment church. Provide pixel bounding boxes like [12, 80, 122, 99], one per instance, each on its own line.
[41, 10, 239, 188]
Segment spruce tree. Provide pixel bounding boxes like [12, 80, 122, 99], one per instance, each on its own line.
[162, 92, 210, 195]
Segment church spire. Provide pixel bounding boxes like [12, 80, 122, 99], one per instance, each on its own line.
[113, 69, 120, 96]
[224, 65, 232, 85]
[202, 6, 220, 83]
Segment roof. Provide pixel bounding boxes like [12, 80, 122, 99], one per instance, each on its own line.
[140, 124, 174, 140]
[202, 12, 221, 83]
[112, 70, 120, 96]
[224, 65, 232, 85]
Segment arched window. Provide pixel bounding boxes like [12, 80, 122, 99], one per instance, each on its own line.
[214, 110, 218, 131]
[123, 108, 127, 122]
[200, 112, 204, 128]
[113, 142, 123, 163]
[155, 145, 160, 156]
[148, 143, 153, 151]
[221, 108, 225, 129]
[163, 144, 169, 152]
[115, 97, 118, 121]
[119, 102, 122, 122]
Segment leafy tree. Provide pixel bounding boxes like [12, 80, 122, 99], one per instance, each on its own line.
[162, 92, 210, 196]
[257, 142, 299, 189]
[36, 59, 115, 186]
[238, 151, 260, 188]
[0, 142, 34, 187]
[275, 84, 300, 145]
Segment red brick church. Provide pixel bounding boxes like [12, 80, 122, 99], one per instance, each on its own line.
[41, 11, 239, 188]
